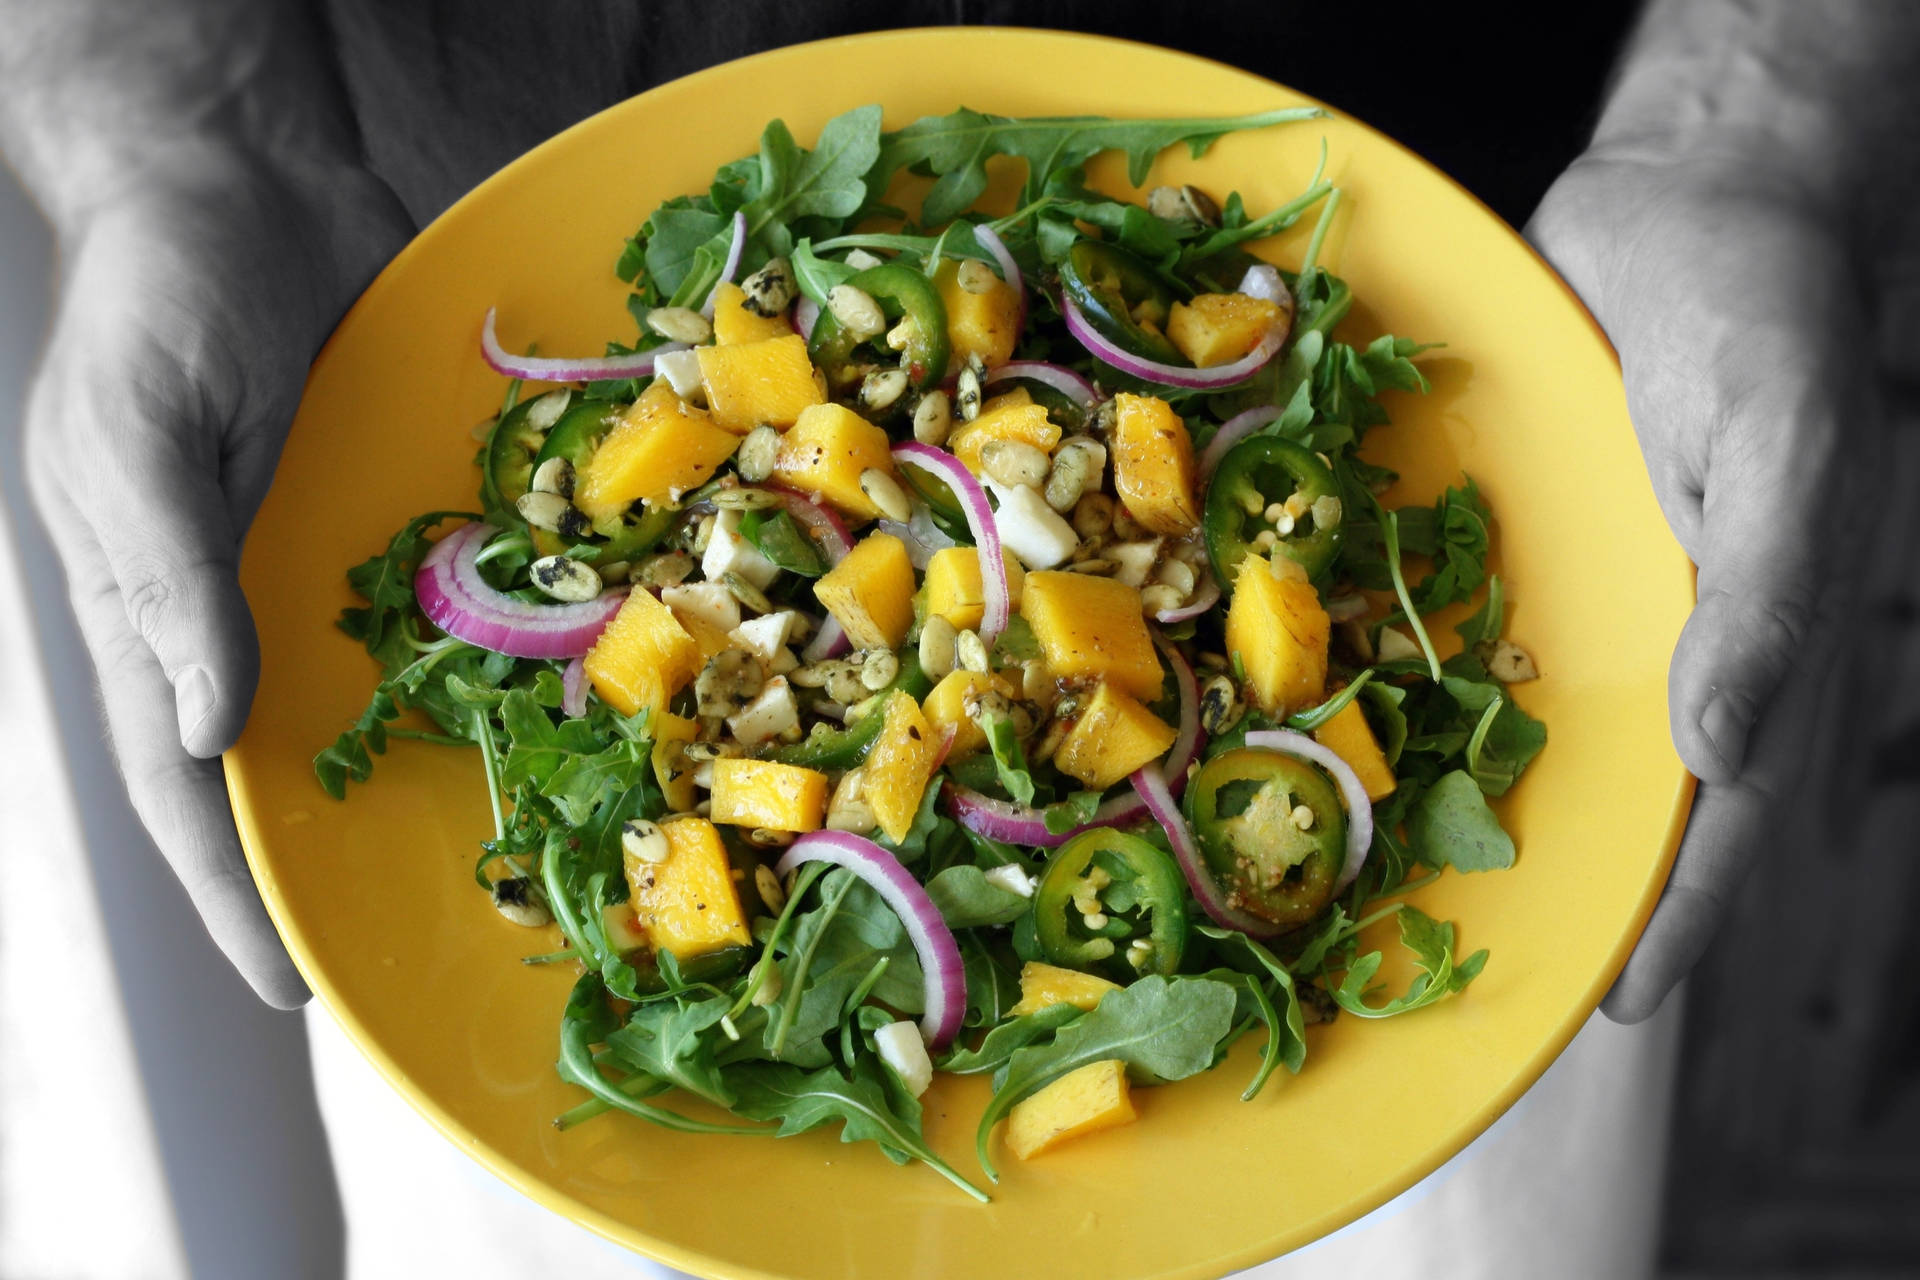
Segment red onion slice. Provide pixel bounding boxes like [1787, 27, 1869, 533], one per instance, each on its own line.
[1244, 729, 1375, 893]
[561, 656, 588, 718]
[792, 296, 819, 342]
[1062, 292, 1285, 391]
[481, 309, 689, 384]
[414, 522, 627, 659]
[1152, 572, 1221, 625]
[776, 831, 967, 1048]
[763, 486, 854, 565]
[801, 614, 851, 664]
[983, 361, 1098, 409]
[876, 509, 958, 570]
[972, 223, 1025, 332]
[1131, 763, 1285, 939]
[1196, 404, 1282, 486]
[891, 443, 1009, 644]
[699, 211, 748, 319]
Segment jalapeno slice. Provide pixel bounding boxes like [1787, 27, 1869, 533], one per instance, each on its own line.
[484, 388, 570, 511]
[526, 398, 673, 565]
[1204, 436, 1343, 589]
[1184, 747, 1347, 929]
[807, 263, 951, 390]
[764, 648, 934, 769]
[1032, 828, 1188, 977]
[1058, 239, 1185, 365]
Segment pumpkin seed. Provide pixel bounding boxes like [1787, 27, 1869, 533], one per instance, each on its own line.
[790, 659, 838, 690]
[918, 615, 958, 679]
[1064, 558, 1116, 576]
[490, 877, 551, 928]
[827, 284, 886, 340]
[747, 828, 795, 849]
[647, 305, 712, 346]
[597, 559, 630, 584]
[911, 389, 953, 445]
[526, 390, 571, 431]
[711, 486, 781, 511]
[1155, 559, 1196, 597]
[956, 628, 990, 674]
[755, 864, 787, 913]
[1140, 584, 1183, 615]
[955, 357, 985, 422]
[956, 258, 999, 294]
[695, 648, 768, 718]
[691, 514, 716, 554]
[1486, 640, 1540, 683]
[981, 439, 1050, 489]
[1031, 719, 1069, 763]
[825, 663, 870, 706]
[531, 456, 575, 499]
[1110, 505, 1146, 540]
[529, 554, 603, 603]
[636, 550, 694, 588]
[826, 797, 877, 834]
[740, 257, 795, 316]
[723, 571, 773, 615]
[620, 819, 670, 865]
[1044, 441, 1096, 511]
[860, 648, 900, 691]
[681, 740, 739, 763]
[1021, 658, 1053, 702]
[735, 425, 780, 483]
[516, 491, 589, 539]
[1146, 184, 1221, 228]
[858, 468, 912, 522]
[1072, 492, 1115, 538]
[1198, 674, 1241, 736]
[860, 367, 910, 412]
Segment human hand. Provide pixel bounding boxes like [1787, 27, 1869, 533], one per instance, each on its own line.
[24, 144, 411, 1007]
[1527, 146, 1877, 1022]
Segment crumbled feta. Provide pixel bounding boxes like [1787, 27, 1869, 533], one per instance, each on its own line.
[1106, 538, 1163, 588]
[986, 480, 1079, 569]
[984, 864, 1035, 898]
[661, 580, 741, 635]
[653, 348, 705, 401]
[726, 676, 799, 745]
[701, 508, 781, 589]
[730, 610, 801, 662]
[1376, 626, 1422, 664]
[873, 1020, 933, 1097]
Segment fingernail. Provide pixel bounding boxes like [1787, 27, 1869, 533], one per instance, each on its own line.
[174, 665, 215, 745]
[1700, 691, 1748, 773]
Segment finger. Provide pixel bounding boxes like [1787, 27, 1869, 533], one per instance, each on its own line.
[62, 519, 307, 1009]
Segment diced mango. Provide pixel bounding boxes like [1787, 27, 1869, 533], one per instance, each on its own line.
[626, 816, 752, 959]
[923, 546, 1027, 632]
[1008, 962, 1121, 1016]
[1021, 571, 1163, 700]
[921, 669, 1004, 759]
[709, 758, 828, 832]
[814, 532, 916, 651]
[575, 382, 740, 524]
[1053, 681, 1178, 791]
[696, 334, 824, 434]
[1006, 1058, 1136, 1160]
[947, 402, 1060, 474]
[585, 589, 702, 718]
[772, 402, 897, 519]
[1110, 392, 1199, 536]
[710, 281, 794, 345]
[1314, 699, 1397, 801]
[676, 611, 734, 661]
[980, 386, 1033, 414]
[1227, 553, 1330, 715]
[650, 711, 700, 813]
[863, 690, 945, 843]
[1166, 292, 1283, 367]
[933, 257, 1022, 371]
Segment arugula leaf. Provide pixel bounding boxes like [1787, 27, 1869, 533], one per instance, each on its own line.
[980, 710, 1036, 805]
[1041, 789, 1103, 836]
[1436, 676, 1546, 797]
[641, 197, 729, 299]
[1406, 770, 1515, 872]
[976, 975, 1237, 1179]
[1333, 906, 1487, 1018]
[606, 994, 736, 1108]
[1196, 928, 1309, 1098]
[791, 238, 857, 306]
[925, 865, 1030, 929]
[1410, 479, 1493, 613]
[1455, 574, 1506, 649]
[939, 1002, 1081, 1075]
[741, 106, 883, 230]
[872, 106, 1325, 228]
[727, 1058, 988, 1201]
[738, 508, 828, 578]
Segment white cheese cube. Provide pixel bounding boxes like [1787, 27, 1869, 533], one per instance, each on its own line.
[984, 864, 1035, 898]
[873, 1020, 933, 1097]
[702, 508, 782, 590]
[726, 676, 799, 746]
[661, 581, 741, 635]
[730, 610, 801, 662]
[1107, 539, 1163, 588]
[654, 348, 705, 401]
[986, 481, 1080, 569]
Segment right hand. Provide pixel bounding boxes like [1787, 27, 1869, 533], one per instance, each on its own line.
[25, 144, 411, 1007]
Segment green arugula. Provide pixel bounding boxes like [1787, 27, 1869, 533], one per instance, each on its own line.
[1406, 771, 1516, 872]
[1333, 907, 1487, 1019]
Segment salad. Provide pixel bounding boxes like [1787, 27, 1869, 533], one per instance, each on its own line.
[316, 104, 1544, 1199]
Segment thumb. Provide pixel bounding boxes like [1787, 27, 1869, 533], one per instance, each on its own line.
[89, 426, 260, 758]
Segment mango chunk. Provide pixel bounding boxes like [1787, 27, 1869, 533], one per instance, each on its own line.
[864, 690, 944, 843]
[1166, 292, 1283, 367]
[1313, 699, 1397, 801]
[1006, 1058, 1136, 1160]
[697, 334, 824, 433]
[584, 589, 702, 718]
[773, 402, 897, 519]
[814, 532, 916, 652]
[1020, 571, 1163, 700]
[626, 816, 751, 959]
[575, 382, 740, 523]
[1053, 681, 1178, 791]
[920, 669, 1011, 759]
[710, 758, 828, 832]
[933, 256, 1022, 371]
[1008, 961, 1121, 1016]
[1110, 392, 1200, 536]
[980, 386, 1033, 414]
[650, 711, 700, 813]
[947, 402, 1059, 474]
[922, 546, 1027, 632]
[711, 281, 795, 345]
[1227, 553, 1329, 715]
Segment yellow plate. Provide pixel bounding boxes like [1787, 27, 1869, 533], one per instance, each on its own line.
[232, 28, 1692, 1280]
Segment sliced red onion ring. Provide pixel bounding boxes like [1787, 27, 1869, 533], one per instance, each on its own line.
[983, 361, 1098, 409]
[877, 507, 958, 570]
[763, 486, 854, 565]
[801, 615, 851, 664]
[480, 309, 689, 384]
[971, 223, 1025, 331]
[561, 656, 588, 718]
[891, 442, 1009, 644]
[1197, 404, 1282, 486]
[944, 635, 1202, 845]
[1245, 728, 1375, 893]
[1236, 263, 1294, 309]
[1153, 571, 1221, 624]
[793, 296, 819, 342]
[415, 522, 627, 659]
[776, 831, 966, 1048]
[1131, 763, 1285, 939]
[699, 211, 748, 319]
[1062, 291, 1285, 391]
